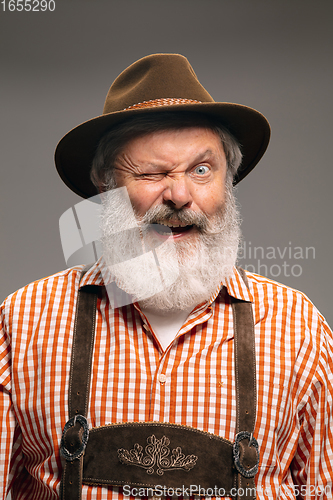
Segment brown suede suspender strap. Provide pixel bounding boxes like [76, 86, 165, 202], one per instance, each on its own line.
[232, 267, 258, 497]
[60, 266, 98, 500]
[234, 266, 256, 435]
[60, 267, 258, 500]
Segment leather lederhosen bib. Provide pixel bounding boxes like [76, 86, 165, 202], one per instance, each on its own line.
[60, 267, 259, 500]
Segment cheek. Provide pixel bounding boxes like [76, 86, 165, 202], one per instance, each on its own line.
[126, 184, 161, 216]
[194, 184, 226, 216]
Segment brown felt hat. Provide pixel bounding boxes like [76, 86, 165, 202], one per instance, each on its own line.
[55, 53, 270, 199]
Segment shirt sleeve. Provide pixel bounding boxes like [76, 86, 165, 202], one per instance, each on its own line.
[290, 316, 333, 499]
[0, 298, 24, 499]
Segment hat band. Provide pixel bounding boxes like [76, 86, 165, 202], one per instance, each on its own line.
[124, 98, 202, 111]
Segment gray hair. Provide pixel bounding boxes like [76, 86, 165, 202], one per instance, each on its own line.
[90, 112, 242, 192]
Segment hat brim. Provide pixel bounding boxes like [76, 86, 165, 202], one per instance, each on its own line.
[55, 102, 270, 199]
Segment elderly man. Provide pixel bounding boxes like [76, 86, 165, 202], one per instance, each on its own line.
[0, 54, 332, 500]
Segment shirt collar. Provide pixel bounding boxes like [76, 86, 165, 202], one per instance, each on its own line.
[222, 267, 254, 303]
[79, 258, 112, 288]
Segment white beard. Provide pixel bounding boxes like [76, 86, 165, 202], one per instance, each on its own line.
[100, 183, 241, 313]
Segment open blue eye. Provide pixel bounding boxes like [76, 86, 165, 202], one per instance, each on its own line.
[195, 165, 210, 175]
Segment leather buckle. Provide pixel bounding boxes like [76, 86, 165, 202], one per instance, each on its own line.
[60, 415, 89, 462]
[233, 431, 259, 478]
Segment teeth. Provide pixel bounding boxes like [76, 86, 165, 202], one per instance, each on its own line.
[156, 220, 186, 228]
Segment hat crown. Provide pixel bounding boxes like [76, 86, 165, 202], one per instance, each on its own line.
[103, 53, 214, 114]
[55, 53, 270, 199]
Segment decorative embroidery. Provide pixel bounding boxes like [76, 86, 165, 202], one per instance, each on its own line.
[124, 98, 202, 110]
[117, 434, 198, 475]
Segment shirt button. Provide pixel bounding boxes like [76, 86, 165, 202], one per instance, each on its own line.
[158, 373, 167, 384]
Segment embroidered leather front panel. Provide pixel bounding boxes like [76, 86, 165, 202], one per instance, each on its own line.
[117, 434, 198, 475]
[82, 422, 235, 492]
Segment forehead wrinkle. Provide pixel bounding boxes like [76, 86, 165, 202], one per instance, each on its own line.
[146, 148, 220, 170]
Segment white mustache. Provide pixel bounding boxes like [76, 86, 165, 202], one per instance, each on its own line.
[140, 205, 209, 232]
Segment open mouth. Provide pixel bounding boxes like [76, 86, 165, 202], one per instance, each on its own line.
[150, 222, 194, 236]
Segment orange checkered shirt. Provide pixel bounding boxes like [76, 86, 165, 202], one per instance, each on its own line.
[1, 261, 332, 499]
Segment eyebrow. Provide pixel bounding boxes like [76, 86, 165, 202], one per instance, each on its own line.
[192, 149, 216, 163]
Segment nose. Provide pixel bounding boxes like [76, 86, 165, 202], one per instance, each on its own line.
[162, 175, 193, 209]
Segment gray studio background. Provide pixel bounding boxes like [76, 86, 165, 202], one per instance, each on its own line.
[1, 0, 333, 333]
